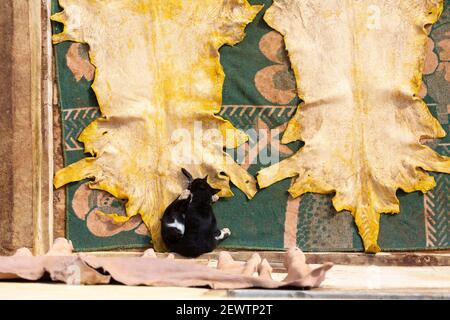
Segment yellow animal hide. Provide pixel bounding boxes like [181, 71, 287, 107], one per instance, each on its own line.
[258, 0, 450, 253]
[52, 0, 261, 251]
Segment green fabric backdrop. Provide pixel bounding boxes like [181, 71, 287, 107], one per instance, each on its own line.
[52, 0, 449, 252]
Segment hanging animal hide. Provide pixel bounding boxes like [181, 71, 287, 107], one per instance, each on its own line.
[52, 0, 261, 250]
[258, 0, 450, 252]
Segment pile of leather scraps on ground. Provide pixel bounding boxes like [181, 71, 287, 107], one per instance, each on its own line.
[0, 238, 333, 289]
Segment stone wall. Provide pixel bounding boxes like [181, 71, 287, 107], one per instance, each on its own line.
[0, 0, 54, 255]
[0, 1, 33, 255]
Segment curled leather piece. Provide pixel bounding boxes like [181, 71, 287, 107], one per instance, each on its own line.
[0, 239, 332, 289]
[0, 238, 110, 284]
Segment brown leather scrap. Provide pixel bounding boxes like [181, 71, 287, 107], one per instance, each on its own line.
[0, 239, 332, 289]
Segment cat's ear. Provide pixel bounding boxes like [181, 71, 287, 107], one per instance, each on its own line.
[181, 168, 193, 182]
[203, 175, 208, 181]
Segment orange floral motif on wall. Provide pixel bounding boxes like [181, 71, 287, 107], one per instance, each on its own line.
[421, 37, 439, 98]
[423, 19, 450, 124]
[66, 43, 95, 82]
[72, 183, 148, 238]
[255, 31, 297, 105]
[435, 31, 450, 82]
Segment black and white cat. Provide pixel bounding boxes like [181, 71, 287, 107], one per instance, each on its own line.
[161, 168, 231, 258]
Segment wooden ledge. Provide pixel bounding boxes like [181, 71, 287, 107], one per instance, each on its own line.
[81, 250, 450, 268]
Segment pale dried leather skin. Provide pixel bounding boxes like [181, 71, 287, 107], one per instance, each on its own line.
[52, 0, 261, 251]
[0, 239, 333, 289]
[258, 0, 450, 253]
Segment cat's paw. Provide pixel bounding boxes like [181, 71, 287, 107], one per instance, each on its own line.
[222, 228, 231, 237]
[179, 189, 192, 200]
[215, 228, 231, 241]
